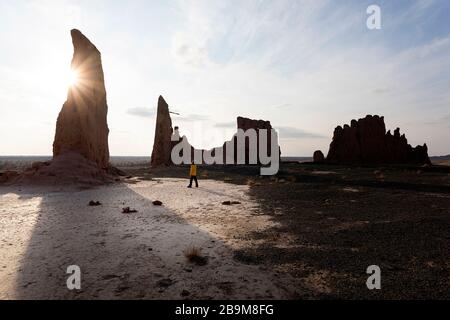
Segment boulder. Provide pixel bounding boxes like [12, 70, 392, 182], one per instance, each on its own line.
[313, 150, 325, 163]
[0, 171, 19, 184]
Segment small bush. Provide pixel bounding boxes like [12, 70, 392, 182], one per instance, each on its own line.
[184, 246, 208, 266]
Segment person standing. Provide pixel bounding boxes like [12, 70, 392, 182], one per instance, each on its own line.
[187, 161, 198, 188]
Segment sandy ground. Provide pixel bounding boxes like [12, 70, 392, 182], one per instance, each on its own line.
[0, 178, 294, 299]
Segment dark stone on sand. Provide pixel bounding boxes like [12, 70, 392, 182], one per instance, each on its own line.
[222, 200, 241, 205]
[122, 207, 138, 214]
[189, 255, 208, 266]
[152, 200, 163, 206]
[0, 170, 19, 183]
[157, 278, 174, 288]
[181, 290, 190, 297]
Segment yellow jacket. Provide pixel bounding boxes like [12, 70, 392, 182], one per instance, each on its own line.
[190, 164, 197, 176]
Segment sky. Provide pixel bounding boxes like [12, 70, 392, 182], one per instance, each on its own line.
[0, 0, 449, 156]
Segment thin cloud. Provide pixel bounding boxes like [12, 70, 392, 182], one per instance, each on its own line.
[214, 121, 235, 128]
[173, 113, 210, 122]
[423, 115, 450, 126]
[277, 126, 327, 139]
[372, 87, 392, 94]
[273, 103, 292, 109]
[126, 107, 156, 118]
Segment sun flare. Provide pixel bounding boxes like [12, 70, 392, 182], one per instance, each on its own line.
[66, 69, 80, 87]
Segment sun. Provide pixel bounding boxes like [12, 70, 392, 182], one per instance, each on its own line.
[66, 68, 80, 87]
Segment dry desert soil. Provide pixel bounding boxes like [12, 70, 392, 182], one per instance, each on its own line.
[1, 161, 450, 299]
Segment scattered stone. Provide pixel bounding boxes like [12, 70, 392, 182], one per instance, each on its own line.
[189, 256, 208, 266]
[0, 171, 19, 184]
[114, 285, 130, 293]
[89, 200, 102, 206]
[152, 200, 163, 206]
[101, 274, 120, 280]
[157, 278, 174, 288]
[342, 188, 359, 193]
[222, 201, 241, 205]
[181, 290, 190, 297]
[122, 207, 138, 214]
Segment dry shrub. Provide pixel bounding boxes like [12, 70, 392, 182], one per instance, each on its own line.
[286, 175, 297, 182]
[184, 246, 208, 266]
[247, 178, 261, 186]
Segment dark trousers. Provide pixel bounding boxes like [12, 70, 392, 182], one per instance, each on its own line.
[188, 175, 198, 187]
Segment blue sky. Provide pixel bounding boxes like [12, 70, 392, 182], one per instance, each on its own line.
[0, 0, 449, 156]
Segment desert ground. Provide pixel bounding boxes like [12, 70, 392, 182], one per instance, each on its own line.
[1, 159, 450, 299]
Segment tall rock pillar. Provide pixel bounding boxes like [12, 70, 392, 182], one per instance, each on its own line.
[151, 96, 174, 167]
[53, 29, 110, 169]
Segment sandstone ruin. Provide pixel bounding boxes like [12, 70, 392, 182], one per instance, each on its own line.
[150, 97, 280, 167]
[1, 29, 116, 185]
[53, 29, 110, 168]
[325, 115, 430, 165]
[150, 96, 174, 167]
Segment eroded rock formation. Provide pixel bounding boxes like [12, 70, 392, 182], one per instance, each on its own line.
[326, 115, 430, 165]
[313, 150, 325, 163]
[150, 96, 280, 166]
[53, 29, 109, 169]
[232, 117, 276, 164]
[1, 29, 117, 186]
[150, 96, 174, 167]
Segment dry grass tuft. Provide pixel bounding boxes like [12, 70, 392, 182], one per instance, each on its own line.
[184, 246, 208, 266]
[201, 170, 209, 178]
[247, 178, 261, 186]
[286, 175, 297, 182]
